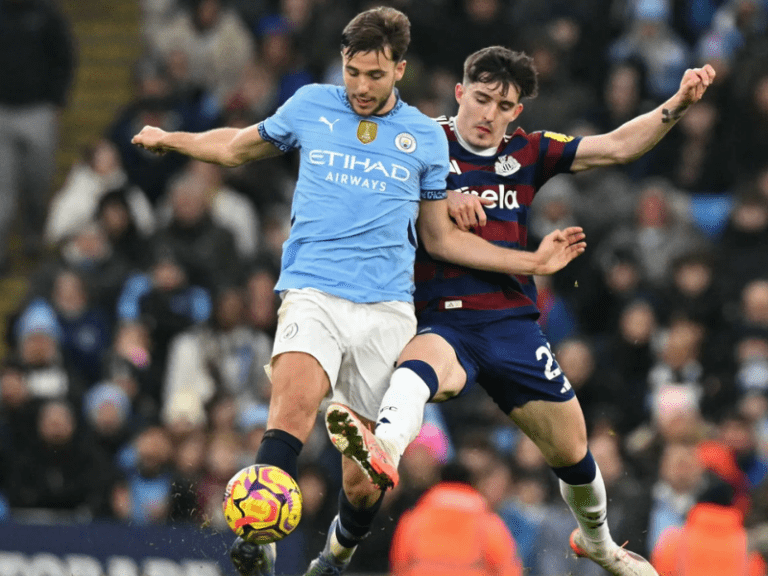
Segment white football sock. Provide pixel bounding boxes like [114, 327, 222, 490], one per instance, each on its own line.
[559, 465, 615, 550]
[374, 366, 431, 464]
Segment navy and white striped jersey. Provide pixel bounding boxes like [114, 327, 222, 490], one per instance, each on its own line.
[414, 116, 582, 319]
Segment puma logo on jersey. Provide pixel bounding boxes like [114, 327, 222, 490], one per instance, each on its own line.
[319, 116, 339, 132]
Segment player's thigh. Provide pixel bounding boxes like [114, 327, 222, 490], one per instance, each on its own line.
[336, 300, 417, 421]
[269, 289, 344, 439]
[397, 333, 467, 402]
[509, 396, 588, 468]
[269, 351, 331, 440]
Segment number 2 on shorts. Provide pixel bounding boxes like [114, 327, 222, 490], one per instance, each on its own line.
[535, 344, 562, 380]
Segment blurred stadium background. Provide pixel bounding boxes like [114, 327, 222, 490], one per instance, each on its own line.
[1, 0, 768, 574]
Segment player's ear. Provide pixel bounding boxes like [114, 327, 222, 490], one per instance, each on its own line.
[511, 102, 524, 121]
[394, 59, 406, 81]
[455, 83, 464, 104]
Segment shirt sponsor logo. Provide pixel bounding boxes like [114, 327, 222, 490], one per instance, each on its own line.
[310, 150, 412, 191]
[455, 185, 520, 210]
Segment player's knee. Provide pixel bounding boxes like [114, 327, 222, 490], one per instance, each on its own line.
[550, 431, 588, 468]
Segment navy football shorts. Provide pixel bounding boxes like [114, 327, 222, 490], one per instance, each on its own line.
[416, 312, 576, 414]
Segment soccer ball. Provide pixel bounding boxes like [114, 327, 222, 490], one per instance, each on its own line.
[222, 464, 303, 544]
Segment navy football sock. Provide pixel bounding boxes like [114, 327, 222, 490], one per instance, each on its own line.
[255, 429, 303, 480]
[335, 488, 385, 547]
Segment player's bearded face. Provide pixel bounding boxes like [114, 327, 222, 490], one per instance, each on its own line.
[342, 48, 406, 116]
[455, 82, 524, 148]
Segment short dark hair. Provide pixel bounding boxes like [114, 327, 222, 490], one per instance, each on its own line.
[463, 46, 539, 100]
[341, 6, 411, 63]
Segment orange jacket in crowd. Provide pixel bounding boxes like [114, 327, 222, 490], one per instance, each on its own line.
[651, 503, 767, 576]
[390, 482, 523, 576]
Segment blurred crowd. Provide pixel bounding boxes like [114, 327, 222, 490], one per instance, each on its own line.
[2, 0, 768, 573]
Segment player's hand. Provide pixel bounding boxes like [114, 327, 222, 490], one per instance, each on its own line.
[676, 64, 716, 107]
[534, 226, 586, 275]
[131, 125, 170, 155]
[447, 190, 494, 231]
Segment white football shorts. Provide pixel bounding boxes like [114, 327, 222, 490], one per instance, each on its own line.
[270, 288, 417, 421]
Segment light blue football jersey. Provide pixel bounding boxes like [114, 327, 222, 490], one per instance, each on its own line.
[258, 84, 449, 303]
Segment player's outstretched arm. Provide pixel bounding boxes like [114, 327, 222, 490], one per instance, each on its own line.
[418, 199, 586, 276]
[571, 64, 716, 172]
[131, 123, 283, 167]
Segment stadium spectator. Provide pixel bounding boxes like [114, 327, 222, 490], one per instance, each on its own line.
[196, 431, 244, 530]
[30, 222, 132, 319]
[103, 321, 162, 421]
[658, 96, 729, 194]
[0, 0, 75, 272]
[6, 399, 112, 513]
[95, 187, 154, 272]
[82, 381, 135, 462]
[47, 268, 111, 387]
[11, 299, 85, 405]
[120, 425, 175, 525]
[44, 139, 155, 247]
[554, 338, 622, 431]
[243, 258, 280, 338]
[719, 195, 768, 306]
[646, 442, 705, 552]
[731, 70, 768, 183]
[598, 299, 658, 431]
[577, 247, 651, 338]
[116, 245, 211, 392]
[0, 360, 38, 465]
[586, 61, 651, 134]
[152, 171, 241, 290]
[108, 57, 216, 203]
[390, 461, 523, 576]
[515, 33, 594, 135]
[609, 0, 691, 101]
[651, 472, 768, 576]
[150, 0, 256, 106]
[597, 178, 706, 289]
[253, 14, 314, 109]
[168, 429, 207, 523]
[157, 160, 260, 260]
[164, 285, 272, 415]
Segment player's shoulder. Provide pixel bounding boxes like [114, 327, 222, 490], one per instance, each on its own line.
[287, 83, 342, 104]
[521, 127, 578, 144]
[396, 102, 443, 134]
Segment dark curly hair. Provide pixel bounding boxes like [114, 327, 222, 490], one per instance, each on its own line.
[463, 46, 539, 100]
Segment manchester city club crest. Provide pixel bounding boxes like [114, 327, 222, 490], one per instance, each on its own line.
[494, 155, 521, 176]
[395, 132, 417, 153]
[357, 120, 378, 144]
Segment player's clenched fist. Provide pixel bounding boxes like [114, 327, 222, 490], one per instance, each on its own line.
[131, 125, 170, 155]
[678, 64, 716, 106]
